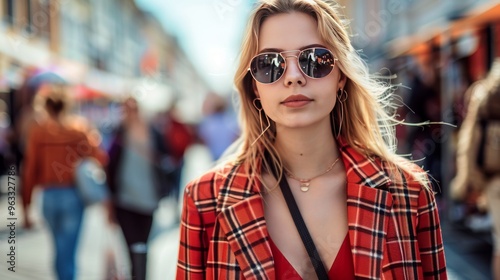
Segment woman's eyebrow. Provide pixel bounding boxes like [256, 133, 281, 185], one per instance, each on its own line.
[258, 47, 282, 53]
[258, 44, 327, 53]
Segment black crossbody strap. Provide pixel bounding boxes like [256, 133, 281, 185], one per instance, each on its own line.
[278, 174, 329, 280]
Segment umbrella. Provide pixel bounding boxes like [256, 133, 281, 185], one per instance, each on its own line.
[26, 71, 66, 91]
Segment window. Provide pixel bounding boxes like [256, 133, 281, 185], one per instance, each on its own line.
[26, 0, 32, 31]
[32, 0, 51, 39]
[5, 0, 14, 25]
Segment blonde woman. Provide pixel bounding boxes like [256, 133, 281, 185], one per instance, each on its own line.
[176, 0, 447, 279]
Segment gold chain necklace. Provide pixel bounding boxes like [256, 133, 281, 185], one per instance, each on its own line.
[283, 158, 340, 192]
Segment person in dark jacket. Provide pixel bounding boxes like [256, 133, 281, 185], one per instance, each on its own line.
[106, 97, 167, 279]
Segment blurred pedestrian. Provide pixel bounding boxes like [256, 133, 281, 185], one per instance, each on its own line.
[405, 66, 442, 188]
[0, 100, 10, 175]
[162, 103, 194, 204]
[176, 0, 447, 279]
[198, 92, 240, 161]
[21, 84, 107, 280]
[106, 97, 166, 280]
[451, 59, 500, 280]
[11, 69, 66, 170]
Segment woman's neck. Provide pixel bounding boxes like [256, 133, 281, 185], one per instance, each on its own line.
[274, 124, 340, 178]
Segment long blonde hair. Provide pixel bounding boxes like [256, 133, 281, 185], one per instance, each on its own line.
[229, 0, 427, 189]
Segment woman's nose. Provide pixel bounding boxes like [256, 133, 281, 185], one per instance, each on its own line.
[282, 56, 306, 86]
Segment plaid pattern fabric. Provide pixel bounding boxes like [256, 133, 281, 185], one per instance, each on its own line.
[176, 139, 447, 280]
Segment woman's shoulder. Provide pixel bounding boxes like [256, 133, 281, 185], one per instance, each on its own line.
[184, 161, 242, 203]
[386, 156, 435, 194]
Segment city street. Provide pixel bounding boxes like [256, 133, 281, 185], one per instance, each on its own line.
[2, 1, 500, 280]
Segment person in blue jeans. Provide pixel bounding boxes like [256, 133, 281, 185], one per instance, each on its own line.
[22, 84, 106, 280]
[42, 187, 84, 279]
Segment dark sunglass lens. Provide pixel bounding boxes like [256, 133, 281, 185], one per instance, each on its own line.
[299, 48, 335, 78]
[250, 53, 285, 83]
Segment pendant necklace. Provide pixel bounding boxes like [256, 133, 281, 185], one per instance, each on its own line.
[283, 157, 340, 192]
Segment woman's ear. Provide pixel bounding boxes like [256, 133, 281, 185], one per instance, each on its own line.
[338, 72, 347, 90]
[253, 80, 260, 97]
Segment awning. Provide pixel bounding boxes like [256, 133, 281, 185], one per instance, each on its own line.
[385, 26, 443, 58]
[73, 85, 110, 100]
[451, 2, 500, 34]
[386, 2, 500, 58]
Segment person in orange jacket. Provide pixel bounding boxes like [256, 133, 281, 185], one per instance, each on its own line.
[22, 84, 106, 280]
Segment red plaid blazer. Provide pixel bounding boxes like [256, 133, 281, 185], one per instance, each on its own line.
[176, 139, 447, 279]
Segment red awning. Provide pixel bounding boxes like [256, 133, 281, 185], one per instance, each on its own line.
[73, 85, 109, 100]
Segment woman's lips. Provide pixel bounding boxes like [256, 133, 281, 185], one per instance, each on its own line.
[281, 94, 313, 108]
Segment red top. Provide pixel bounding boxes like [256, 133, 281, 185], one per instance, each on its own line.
[270, 234, 355, 280]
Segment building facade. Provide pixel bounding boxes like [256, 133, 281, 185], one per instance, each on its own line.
[0, 0, 209, 121]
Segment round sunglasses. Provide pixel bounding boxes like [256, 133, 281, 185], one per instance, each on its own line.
[248, 47, 337, 84]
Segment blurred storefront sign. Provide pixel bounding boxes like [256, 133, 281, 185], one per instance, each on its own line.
[0, 32, 51, 67]
[84, 68, 130, 98]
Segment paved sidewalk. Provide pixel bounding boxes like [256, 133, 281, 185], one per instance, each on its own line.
[149, 223, 179, 280]
[441, 217, 494, 280]
[0, 202, 123, 279]
[0, 195, 181, 280]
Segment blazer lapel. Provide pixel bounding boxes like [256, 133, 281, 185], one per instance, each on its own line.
[338, 139, 394, 279]
[215, 140, 395, 280]
[346, 183, 393, 279]
[216, 163, 274, 280]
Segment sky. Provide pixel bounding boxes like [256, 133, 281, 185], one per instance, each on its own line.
[135, 0, 255, 94]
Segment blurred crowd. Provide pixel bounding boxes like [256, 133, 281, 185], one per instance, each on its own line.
[389, 40, 500, 278]
[0, 66, 239, 280]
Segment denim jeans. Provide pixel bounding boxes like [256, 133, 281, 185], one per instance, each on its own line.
[42, 187, 84, 280]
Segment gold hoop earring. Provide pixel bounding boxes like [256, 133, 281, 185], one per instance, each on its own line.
[251, 98, 271, 146]
[335, 89, 347, 138]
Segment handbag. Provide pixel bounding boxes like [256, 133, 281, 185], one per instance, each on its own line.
[75, 158, 109, 205]
[278, 172, 329, 280]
